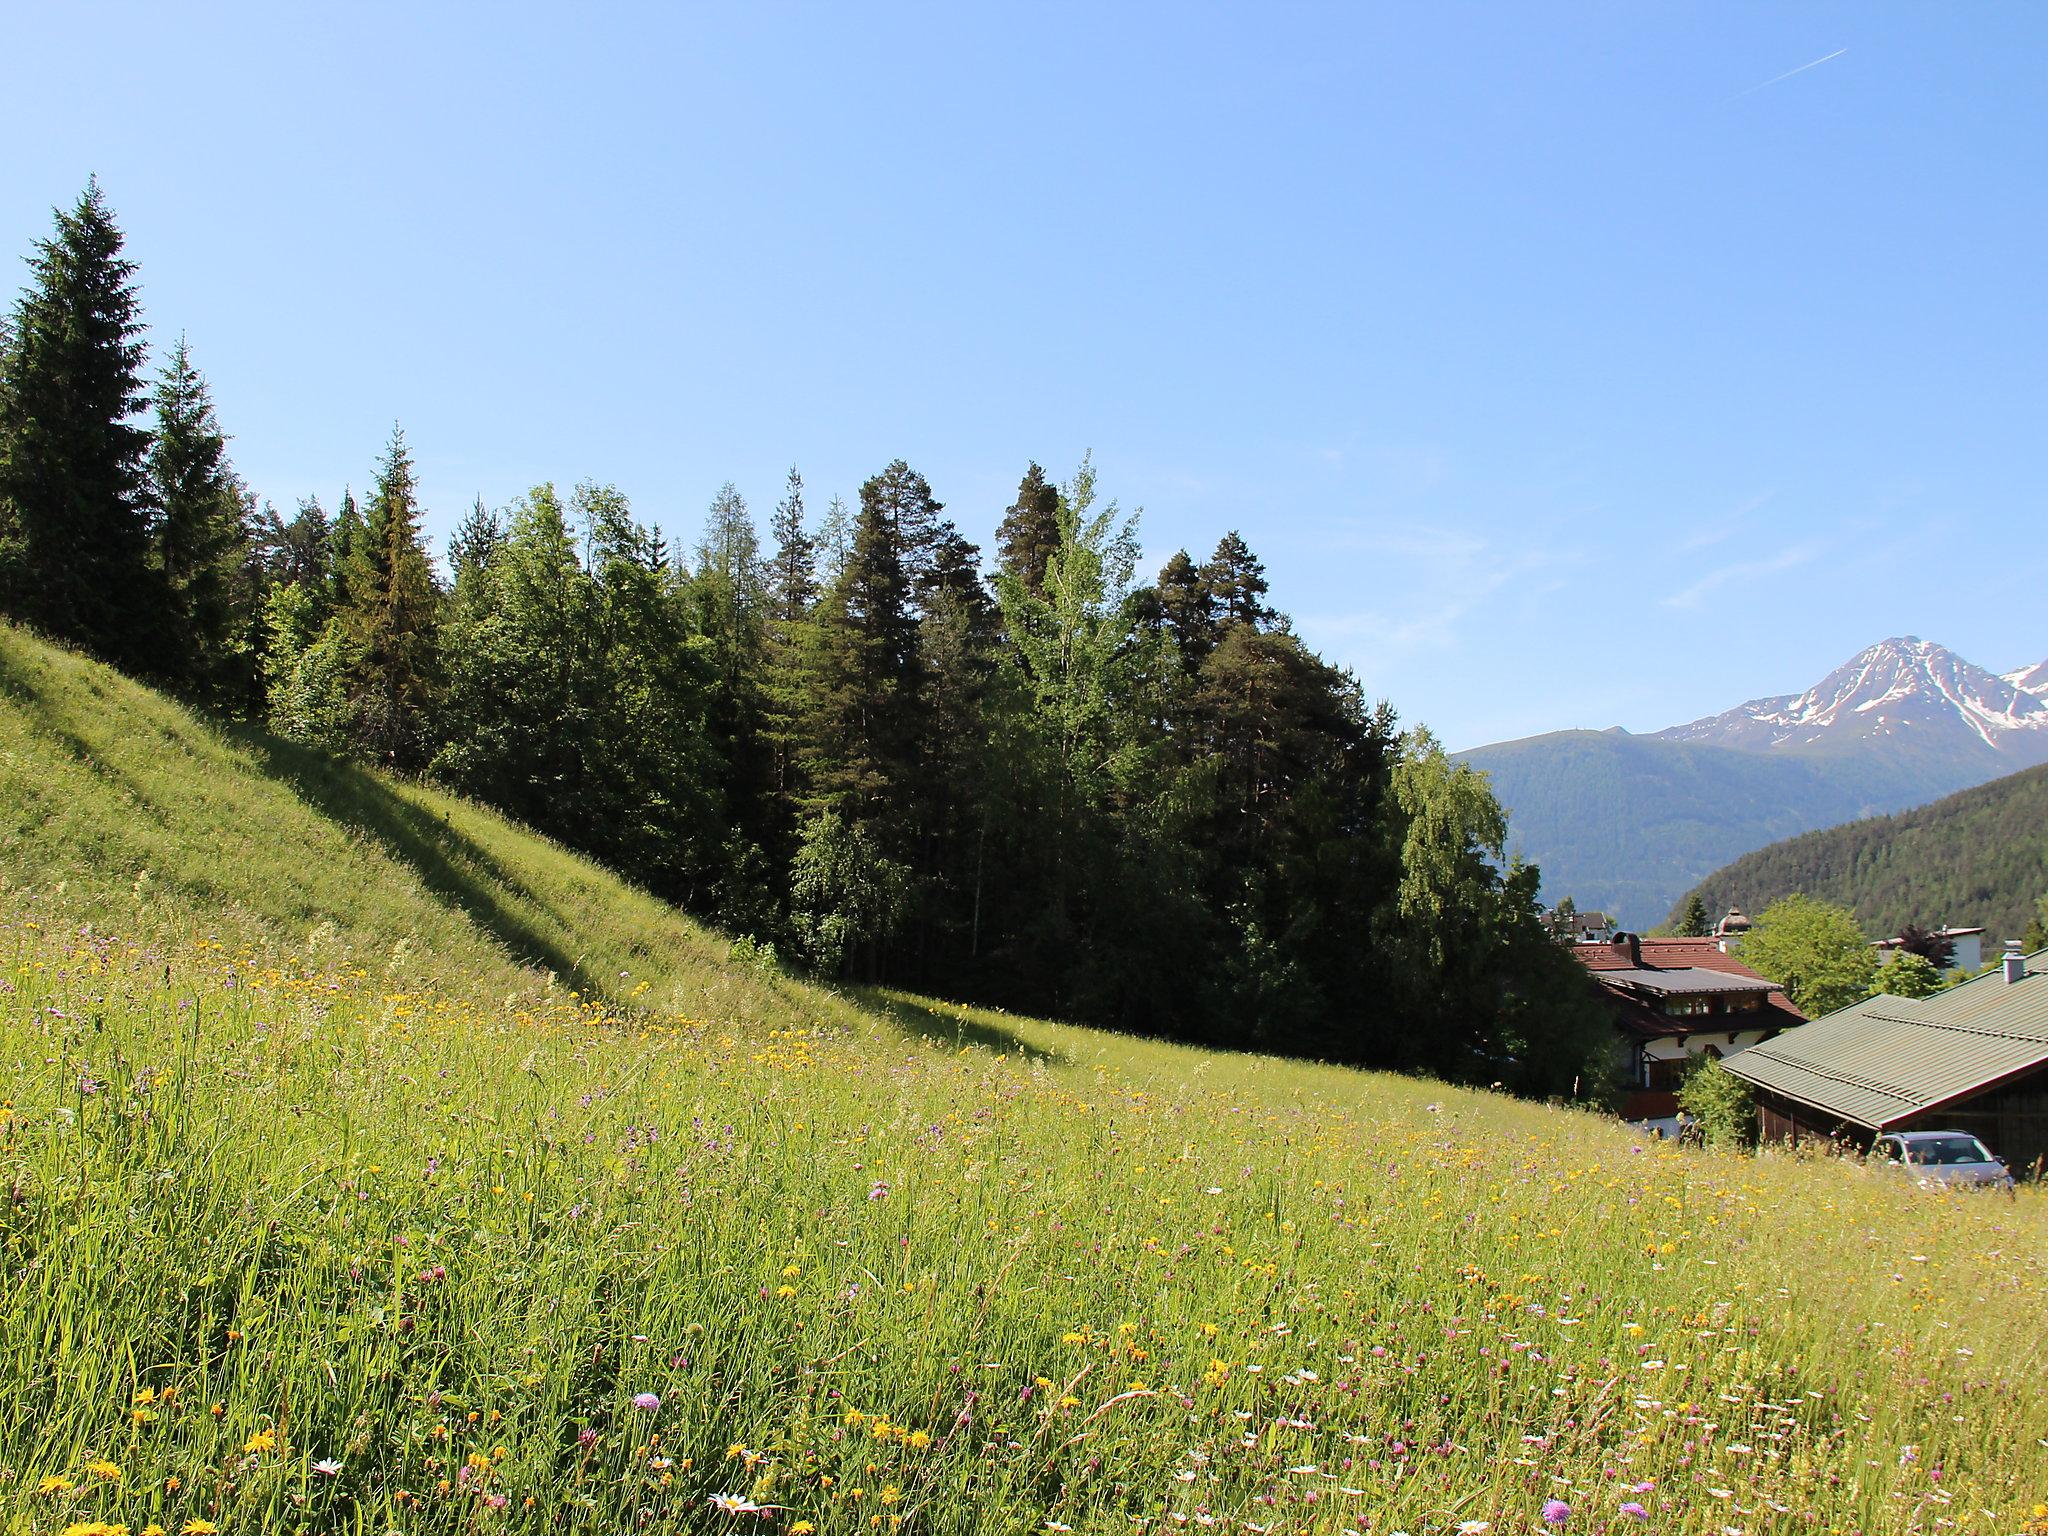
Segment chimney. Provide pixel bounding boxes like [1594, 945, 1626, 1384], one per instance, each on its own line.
[1609, 931, 1642, 968]
[2005, 942, 2028, 985]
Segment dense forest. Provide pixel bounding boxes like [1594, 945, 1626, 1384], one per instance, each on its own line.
[1672, 761, 2048, 944]
[0, 182, 1613, 1092]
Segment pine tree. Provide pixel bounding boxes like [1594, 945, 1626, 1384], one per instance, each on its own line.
[0, 180, 158, 668]
[147, 335, 251, 695]
[1200, 530, 1275, 631]
[1156, 549, 1217, 667]
[995, 461, 1061, 597]
[341, 427, 440, 767]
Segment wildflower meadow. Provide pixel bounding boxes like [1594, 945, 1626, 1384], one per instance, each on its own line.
[3, 628, 2047, 1535]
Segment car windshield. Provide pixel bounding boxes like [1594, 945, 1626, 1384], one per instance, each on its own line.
[1904, 1136, 1992, 1166]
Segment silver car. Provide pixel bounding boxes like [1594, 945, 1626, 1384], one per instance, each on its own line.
[1873, 1130, 2016, 1191]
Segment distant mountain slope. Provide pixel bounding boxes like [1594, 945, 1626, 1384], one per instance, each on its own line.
[1458, 727, 1970, 926]
[1671, 762, 2048, 941]
[1459, 636, 2047, 927]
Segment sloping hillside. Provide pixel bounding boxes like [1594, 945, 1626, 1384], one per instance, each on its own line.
[0, 618, 843, 1032]
[1672, 761, 2048, 940]
[6, 622, 2048, 1534]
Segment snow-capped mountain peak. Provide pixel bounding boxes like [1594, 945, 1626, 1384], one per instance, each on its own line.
[1653, 637, 2048, 758]
[2004, 657, 2048, 700]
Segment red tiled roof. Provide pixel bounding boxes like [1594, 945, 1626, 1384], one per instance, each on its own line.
[1571, 937, 1806, 1039]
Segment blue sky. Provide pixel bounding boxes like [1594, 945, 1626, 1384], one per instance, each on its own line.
[5, 3, 2043, 749]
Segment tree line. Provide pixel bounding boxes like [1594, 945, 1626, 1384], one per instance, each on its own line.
[0, 183, 1611, 1092]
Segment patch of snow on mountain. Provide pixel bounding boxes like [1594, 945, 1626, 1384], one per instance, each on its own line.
[1652, 637, 2048, 757]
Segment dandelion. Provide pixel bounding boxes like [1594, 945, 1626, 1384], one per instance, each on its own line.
[86, 1460, 122, 1481]
[39, 1474, 76, 1494]
[633, 1392, 661, 1411]
[243, 1428, 276, 1454]
[182, 1524, 220, 1536]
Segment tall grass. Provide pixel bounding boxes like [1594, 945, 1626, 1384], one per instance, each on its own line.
[2, 623, 2046, 1533]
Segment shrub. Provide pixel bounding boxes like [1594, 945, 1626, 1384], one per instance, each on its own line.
[1680, 1055, 1756, 1148]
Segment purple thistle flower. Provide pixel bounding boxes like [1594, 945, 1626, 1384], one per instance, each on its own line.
[1619, 1504, 1649, 1522]
[1542, 1500, 1571, 1527]
[632, 1391, 661, 1411]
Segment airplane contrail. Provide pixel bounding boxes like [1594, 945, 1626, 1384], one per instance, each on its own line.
[1731, 45, 1848, 99]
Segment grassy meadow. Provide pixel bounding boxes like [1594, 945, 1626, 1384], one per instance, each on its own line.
[3, 623, 2047, 1536]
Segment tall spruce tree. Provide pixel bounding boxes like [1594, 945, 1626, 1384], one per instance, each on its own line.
[329, 489, 365, 610]
[804, 462, 925, 825]
[342, 427, 440, 767]
[0, 180, 158, 668]
[147, 335, 250, 696]
[761, 467, 819, 804]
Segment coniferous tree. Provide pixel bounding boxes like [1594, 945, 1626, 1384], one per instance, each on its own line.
[1156, 549, 1217, 668]
[995, 461, 1061, 596]
[766, 468, 816, 624]
[761, 468, 819, 804]
[815, 494, 853, 587]
[147, 335, 251, 696]
[0, 180, 158, 669]
[1675, 892, 1710, 938]
[804, 462, 925, 829]
[1200, 530, 1275, 631]
[695, 483, 767, 702]
[341, 428, 440, 767]
[329, 489, 365, 610]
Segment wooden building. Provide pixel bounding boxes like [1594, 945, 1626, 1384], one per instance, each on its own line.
[1573, 934, 1803, 1129]
[1727, 946, 2048, 1176]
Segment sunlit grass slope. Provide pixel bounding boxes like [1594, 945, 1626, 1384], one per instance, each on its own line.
[3, 622, 2046, 1536]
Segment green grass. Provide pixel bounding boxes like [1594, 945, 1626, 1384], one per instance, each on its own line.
[4, 622, 2047, 1536]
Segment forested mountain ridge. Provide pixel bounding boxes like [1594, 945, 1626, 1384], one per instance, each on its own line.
[1453, 727, 1961, 926]
[0, 183, 1613, 1092]
[1671, 761, 2048, 942]
[1461, 637, 2048, 926]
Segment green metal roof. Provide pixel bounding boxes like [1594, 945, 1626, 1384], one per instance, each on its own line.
[1724, 950, 2048, 1129]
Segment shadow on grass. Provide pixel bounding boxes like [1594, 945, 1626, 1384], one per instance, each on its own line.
[226, 726, 611, 998]
[858, 987, 1064, 1066]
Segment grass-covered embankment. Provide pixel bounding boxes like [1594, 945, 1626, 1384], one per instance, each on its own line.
[3, 623, 2045, 1534]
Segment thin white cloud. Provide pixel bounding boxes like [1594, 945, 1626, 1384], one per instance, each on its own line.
[1677, 490, 1775, 552]
[1662, 539, 1822, 610]
[1298, 535, 1582, 664]
[1729, 46, 1848, 101]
